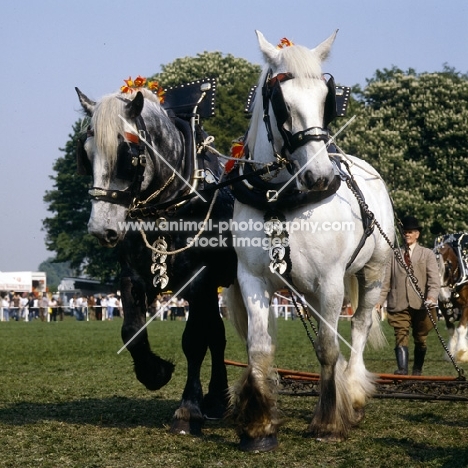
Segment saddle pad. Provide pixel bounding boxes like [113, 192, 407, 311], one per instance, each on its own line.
[163, 77, 216, 118]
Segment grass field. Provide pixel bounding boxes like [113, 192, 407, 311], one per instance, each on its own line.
[0, 316, 467, 468]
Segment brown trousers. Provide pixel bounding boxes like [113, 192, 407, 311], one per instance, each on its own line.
[387, 307, 437, 348]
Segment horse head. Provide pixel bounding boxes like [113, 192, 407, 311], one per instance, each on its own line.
[247, 30, 338, 192]
[75, 87, 183, 247]
[436, 243, 459, 302]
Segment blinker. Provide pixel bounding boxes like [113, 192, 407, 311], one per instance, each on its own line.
[76, 132, 92, 176]
[116, 139, 144, 181]
[323, 74, 337, 127]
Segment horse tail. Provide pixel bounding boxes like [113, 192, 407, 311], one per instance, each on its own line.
[223, 280, 248, 341]
[368, 307, 387, 350]
[344, 275, 359, 313]
[345, 275, 387, 350]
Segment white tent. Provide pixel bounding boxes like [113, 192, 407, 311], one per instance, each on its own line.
[0, 271, 46, 292]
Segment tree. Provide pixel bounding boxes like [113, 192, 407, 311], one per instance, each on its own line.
[43, 53, 261, 280]
[339, 66, 468, 244]
[151, 51, 261, 153]
[38, 258, 73, 292]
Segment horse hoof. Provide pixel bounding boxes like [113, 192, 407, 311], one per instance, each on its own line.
[169, 418, 203, 436]
[239, 434, 278, 452]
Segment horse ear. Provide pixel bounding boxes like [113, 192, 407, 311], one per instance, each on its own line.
[126, 91, 144, 119]
[75, 87, 95, 117]
[311, 29, 338, 62]
[256, 30, 280, 65]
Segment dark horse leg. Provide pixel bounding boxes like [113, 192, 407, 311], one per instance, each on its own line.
[170, 282, 229, 434]
[120, 274, 175, 390]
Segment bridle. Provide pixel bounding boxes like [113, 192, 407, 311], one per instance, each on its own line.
[261, 69, 336, 168]
[77, 115, 172, 209]
[438, 245, 460, 289]
[88, 130, 148, 206]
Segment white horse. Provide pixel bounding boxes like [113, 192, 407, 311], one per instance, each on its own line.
[226, 31, 394, 451]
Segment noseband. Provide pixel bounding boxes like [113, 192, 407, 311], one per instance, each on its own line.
[262, 69, 333, 163]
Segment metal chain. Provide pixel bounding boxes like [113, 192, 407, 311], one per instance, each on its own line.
[287, 288, 318, 348]
[140, 168, 226, 256]
[344, 176, 465, 380]
[128, 172, 176, 218]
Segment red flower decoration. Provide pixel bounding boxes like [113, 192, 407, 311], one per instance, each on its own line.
[120, 75, 165, 103]
[277, 37, 294, 49]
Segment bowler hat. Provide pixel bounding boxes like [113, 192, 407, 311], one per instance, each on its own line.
[401, 216, 422, 231]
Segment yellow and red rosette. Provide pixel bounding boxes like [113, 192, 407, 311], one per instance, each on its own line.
[226, 139, 245, 173]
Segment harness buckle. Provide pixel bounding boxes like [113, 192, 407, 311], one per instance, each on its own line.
[266, 190, 279, 202]
[88, 188, 107, 198]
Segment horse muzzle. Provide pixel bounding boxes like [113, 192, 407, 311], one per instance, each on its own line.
[299, 170, 334, 192]
[88, 222, 124, 247]
[88, 202, 127, 247]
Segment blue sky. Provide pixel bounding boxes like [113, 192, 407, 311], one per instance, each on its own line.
[1, 0, 467, 273]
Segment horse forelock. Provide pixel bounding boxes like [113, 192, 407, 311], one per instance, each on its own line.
[92, 89, 164, 172]
[247, 44, 324, 151]
[92, 94, 124, 170]
[279, 44, 323, 83]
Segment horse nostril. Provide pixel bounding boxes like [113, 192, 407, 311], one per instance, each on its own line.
[303, 170, 315, 190]
[300, 171, 330, 191]
[105, 229, 119, 244]
[313, 177, 328, 191]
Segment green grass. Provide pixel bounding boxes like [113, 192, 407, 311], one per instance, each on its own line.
[0, 317, 467, 468]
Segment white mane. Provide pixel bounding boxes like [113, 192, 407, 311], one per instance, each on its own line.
[246, 44, 324, 151]
[92, 88, 163, 170]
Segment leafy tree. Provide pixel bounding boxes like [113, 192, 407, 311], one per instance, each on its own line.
[38, 258, 73, 292]
[339, 66, 468, 245]
[151, 51, 261, 153]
